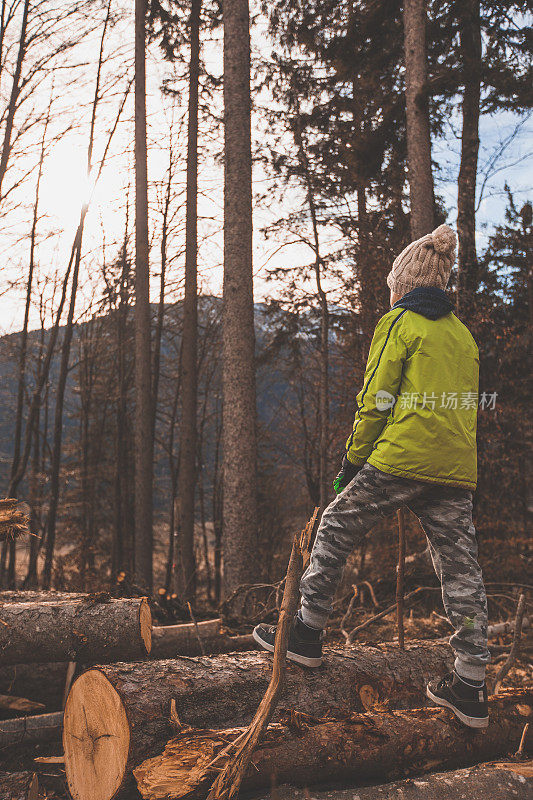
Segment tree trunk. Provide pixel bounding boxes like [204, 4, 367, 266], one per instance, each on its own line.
[63, 641, 453, 800]
[245, 762, 533, 800]
[134, 690, 533, 800]
[42, 218, 85, 589]
[0, 0, 29, 198]
[42, 3, 112, 589]
[114, 239, 134, 580]
[0, 597, 151, 665]
[0, 712, 63, 749]
[176, 0, 202, 602]
[134, 0, 153, 591]
[0, 772, 38, 800]
[292, 102, 329, 509]
[222, 0, 259, 596]
[456, 0, 481, 317]
[402, 0, 435, 238]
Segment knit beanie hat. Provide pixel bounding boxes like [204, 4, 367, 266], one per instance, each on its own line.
[387, 224, 457, 294]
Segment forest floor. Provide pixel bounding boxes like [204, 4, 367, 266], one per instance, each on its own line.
[3, 516, 531, 798]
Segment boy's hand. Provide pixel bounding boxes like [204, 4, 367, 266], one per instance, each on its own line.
[333, 455, 361, 494]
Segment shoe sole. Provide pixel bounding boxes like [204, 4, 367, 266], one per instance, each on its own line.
[426, 686, 488, 729]
[252, 627, 322, 668]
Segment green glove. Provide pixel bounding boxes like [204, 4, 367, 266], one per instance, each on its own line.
[333, 455, 360, 494]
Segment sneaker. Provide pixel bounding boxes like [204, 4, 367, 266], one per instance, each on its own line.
[252, 615, 323, 667]
[426, 672, 488, 729]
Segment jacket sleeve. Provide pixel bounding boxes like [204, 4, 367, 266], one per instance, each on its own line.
[346, 310, 408, 466]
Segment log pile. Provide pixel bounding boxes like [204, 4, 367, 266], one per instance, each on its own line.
[0, 588, 530, 800]
[62, 642, 454, 800]
[133, 688, 533, 799]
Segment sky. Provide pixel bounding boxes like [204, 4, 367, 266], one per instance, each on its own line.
[0, 2, 530, 335]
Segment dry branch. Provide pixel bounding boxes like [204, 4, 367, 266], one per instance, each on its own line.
[495, 593, 527, 693]
[134, 687, 533, 799]
[0, 499, 30, 543]
[0, 693, 44, 715]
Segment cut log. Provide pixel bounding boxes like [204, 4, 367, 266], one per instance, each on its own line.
[0, 632, 252, 714]
[0, 771, 39, 800]
[251, 761, 533, 800]
[0, 597, 152, 665]
[63, 641, 453, 800]
[0, 711, 63, 748]
[133, 688, 533, 800]
[151, 620, 253, 658]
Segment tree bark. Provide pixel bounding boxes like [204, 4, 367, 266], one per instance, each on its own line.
[252, 762, 533, 800]
[134, 0, 153, 592]
[41, 219, 85, 589]
[0, 772, 38, 800]
[456, 0, 481, 317]
[0, 597, 151, 665]
[63, 642, 454, 800]
[134, 688, 533, 800]
[222, 0, 259, 596]
[402, 0, 435, 238]
[176, 0, 202, 602]
[0, 712, 63, 749]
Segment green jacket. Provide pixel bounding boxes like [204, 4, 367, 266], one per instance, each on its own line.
[346, 288, 479, 490]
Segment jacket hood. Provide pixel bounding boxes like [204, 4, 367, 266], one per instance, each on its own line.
[392, 287, 454, 320]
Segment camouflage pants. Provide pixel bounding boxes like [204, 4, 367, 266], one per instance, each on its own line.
[300, 463, 490, 681]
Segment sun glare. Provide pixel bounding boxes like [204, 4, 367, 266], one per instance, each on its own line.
[40, 140, 93, 231]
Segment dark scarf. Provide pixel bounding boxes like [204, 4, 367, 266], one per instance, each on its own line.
[392, 286, 454, 320]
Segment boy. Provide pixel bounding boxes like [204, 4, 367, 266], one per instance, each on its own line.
[254, 224, 490, 729]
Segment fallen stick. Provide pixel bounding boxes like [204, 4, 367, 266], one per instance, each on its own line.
[0, 596, 152, 665]
[0, 693, 45, 715]
[396, 508, 406, 649]
[134, 687, 533, 799]
[0, 771, 39, 800]
[488, 616, 530, 637]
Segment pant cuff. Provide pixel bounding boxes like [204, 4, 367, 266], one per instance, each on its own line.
[454, 656, 486, 683]
[299, 604, 328, 630]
